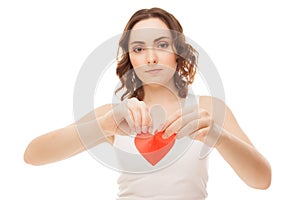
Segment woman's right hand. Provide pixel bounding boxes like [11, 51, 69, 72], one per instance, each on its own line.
[100, 98, 153, 137]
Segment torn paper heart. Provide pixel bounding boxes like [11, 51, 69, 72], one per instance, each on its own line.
[134, 131, 176, 166]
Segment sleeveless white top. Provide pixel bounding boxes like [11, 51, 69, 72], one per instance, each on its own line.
[113, 94, 209, 200]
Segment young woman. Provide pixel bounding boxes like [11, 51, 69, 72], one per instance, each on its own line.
[24, 7, 271, 199]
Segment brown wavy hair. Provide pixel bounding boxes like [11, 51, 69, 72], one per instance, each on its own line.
[115, 7, 198, 101]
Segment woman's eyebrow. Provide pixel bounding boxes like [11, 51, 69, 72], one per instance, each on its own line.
[129, 36, 171, 45]
[153, 36, 171, 43]
[129, 41, 144, 45]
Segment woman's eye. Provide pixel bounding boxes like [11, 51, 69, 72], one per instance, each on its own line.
[133, 47, 144, 53]
[158, 42, 169, 49]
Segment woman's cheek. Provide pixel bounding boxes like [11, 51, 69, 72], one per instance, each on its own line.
[130, 56, 144, 69]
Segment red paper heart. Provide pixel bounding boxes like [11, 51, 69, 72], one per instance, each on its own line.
[134, 131, 176, 166]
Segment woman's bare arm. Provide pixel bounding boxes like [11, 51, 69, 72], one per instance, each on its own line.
[201, 96, 272, 189]
[24, 104, 113, 166]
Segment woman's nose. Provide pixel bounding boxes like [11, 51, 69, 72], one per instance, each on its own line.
[146, 48, 158, 65]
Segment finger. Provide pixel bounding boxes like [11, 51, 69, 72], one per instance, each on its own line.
[189, 127, 210, 141]
[150, 105, 167, 134]
[179, 112, 211, 135]
[176, 118, 202, 139]
[127, 98, 143, 133]
[124, 110, 135, 134]
[177, 113, 211, 139]
[130, 106, 142, 134]
[164, 110, 200, 138]
[139, 102, 153, 133]
[160, 108, 182, 132]
[161, 103, 199, 131]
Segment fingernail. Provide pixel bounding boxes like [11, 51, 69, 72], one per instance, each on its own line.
[136, 126, 141, 134]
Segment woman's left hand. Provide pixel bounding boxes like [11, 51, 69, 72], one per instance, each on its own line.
[160, 103, 216, 144]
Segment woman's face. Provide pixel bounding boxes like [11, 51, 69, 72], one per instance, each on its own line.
[128, 18, 177, 87]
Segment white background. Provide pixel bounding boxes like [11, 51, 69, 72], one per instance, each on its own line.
[1, 0, 299, 199]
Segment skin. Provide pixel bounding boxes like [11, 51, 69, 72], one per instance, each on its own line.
[24, 18, 271, 190]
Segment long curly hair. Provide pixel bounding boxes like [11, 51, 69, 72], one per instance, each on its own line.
[115, 7, 198, 101]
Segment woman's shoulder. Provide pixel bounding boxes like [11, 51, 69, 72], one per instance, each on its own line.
[193, 95, 227, 112]
[188, 94, 224, 104]
[196, 95, 224, 102]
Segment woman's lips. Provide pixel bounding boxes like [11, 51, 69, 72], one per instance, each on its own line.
[145, 69, 163, 75]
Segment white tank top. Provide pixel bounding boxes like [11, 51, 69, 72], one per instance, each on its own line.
[113, 94, 209, 200]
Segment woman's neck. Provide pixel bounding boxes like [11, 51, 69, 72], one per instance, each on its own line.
[142, 83, 183, 106]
